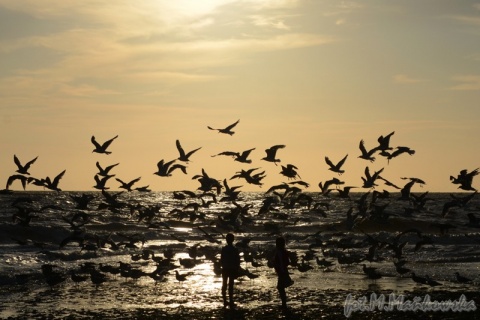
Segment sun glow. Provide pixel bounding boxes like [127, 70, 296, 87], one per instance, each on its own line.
[158, 0, 232, 17]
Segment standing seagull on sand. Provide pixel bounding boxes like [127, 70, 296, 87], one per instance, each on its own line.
[91, 135, 118, 155]
[176, 140, 202, 162]
[262, 145, 285, 165]
[13, 155, 38, 175]
[325, 154, 348, 175]
[208, 119, 240, 136]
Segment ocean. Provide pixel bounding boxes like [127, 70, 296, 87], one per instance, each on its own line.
[1, 189, 479, 319]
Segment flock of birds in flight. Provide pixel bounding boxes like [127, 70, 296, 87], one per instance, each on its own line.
[4, 118, 478, 196]
[2, 119, 480, 293]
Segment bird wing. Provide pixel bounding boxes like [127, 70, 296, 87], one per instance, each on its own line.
[212, 151, 239, 157]
[338, 154, 348, 167]
[52, 170, 66, 186]
[359, 140, 367, 155]
[186, 147, 202, 158]
[13, 155, 24, 170]
[324, 156, 335, 169]
[101, 135, 118, 149]
[224, 119, 240, 131]
[24, 156, 38, 170]
[176, 140, 186, 158]
[6, 175, 27, 190]
[91, 136, 101, 149]
[242, 148, 255, 156]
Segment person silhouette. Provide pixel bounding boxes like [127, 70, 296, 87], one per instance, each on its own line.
[221, 233, 241, 308]
[273, 236, 293, 310]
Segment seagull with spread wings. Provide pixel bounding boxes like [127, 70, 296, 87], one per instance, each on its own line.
[96, 162, 119, 176]
[358, 140, 377, 162]
[13, 155, 38, 175]
[176, 139, 201, 162]
[212, 147, 255, 164]
[207, 119, 239, 135]
[43, 170, 66, 192]
[154, 159, 187, 177]
[325, 154, 348, 175]
[262, 145, 285, 165]
[116, 177, 141, 192]
[91, 135, 118, 155]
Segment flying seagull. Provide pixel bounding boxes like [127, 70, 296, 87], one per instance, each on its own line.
[207, 119, 239, 135]
[176, 139, 201, 162]
[262, 145, 285, 165]
[154, 159, 187, 177]
[13, 155, 38, 175]
[325, 154, 348, 175]
[212, 148, 255, 164]
[358, 140, 377, 162]
[91, 135, 118, 155]
[96, 162, 119, 177]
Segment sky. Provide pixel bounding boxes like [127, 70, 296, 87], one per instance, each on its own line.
[0, 0, 479, 193]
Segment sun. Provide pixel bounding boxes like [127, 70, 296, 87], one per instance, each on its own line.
[161, 0, 232, 17]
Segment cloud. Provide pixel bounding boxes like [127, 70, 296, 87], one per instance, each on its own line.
[448, 15, 480, 26]
[393, 74, 426, 84]
[0, 1, 338, 104]
[449, 75, 480, 91]
[249, 15, 291, 30]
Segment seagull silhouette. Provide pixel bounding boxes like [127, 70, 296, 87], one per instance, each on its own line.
[325, 154, 348, 175]
[450, 168, 479, 191]
[212, 148, 255, 163]
[176, 139, 201, 162]
[358, 140, 377, 162]
[93, 174, 114, 190]
[44, 170, 66, 191]
[375, 131, 395, 152]
[6, 174, 29, 190]
[13, 155, 38, 175]
[91, 135, 118, 154]
[96, 161, 119, 176]
[361, 166, 384, 189]
[384, 146, 415, 163]
[262, 145, 285, 165]
[207, 119, 239, 135]
[116, 177, 141, 192]
[154, 159, 187, 177]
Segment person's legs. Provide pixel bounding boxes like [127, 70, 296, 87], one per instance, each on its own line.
[277, 276, 287, 308]
[228, 275, 235, 307]
[221, 274, 228, 307]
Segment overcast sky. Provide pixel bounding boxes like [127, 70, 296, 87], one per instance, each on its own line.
[1, 0, 479, 193]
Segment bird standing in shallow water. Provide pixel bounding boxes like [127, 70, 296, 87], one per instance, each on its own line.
[454, 272, 472, 284]
[175, 270, 191, 282]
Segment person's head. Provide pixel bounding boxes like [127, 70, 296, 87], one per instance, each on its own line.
[276, 236, 286, 249]
[226, 233, 235, 245]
